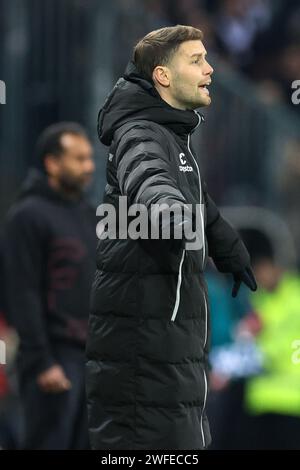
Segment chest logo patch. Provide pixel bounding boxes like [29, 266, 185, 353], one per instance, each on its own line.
[178, 152, 193, 172]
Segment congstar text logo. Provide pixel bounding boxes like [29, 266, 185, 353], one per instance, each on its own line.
[179, 152, 193, 173]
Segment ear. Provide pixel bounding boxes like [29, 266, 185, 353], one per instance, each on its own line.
[152, 66, 171, 88]
[44, 154, 60, 177]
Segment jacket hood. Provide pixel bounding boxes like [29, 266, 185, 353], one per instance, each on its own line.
[98, 61, 204, 147]
[17, 168, 52, 199]
[17, 168, 83, 204]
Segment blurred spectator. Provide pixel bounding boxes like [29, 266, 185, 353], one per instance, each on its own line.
[170, 0, 217, 52]
[205, 259, 262, 449]
[275, 42, 300, 110]
[214, 0, 272, 69]
[0, 312, 21, 450]
[208, 226, 300, 449]
[279, 138, 300, 267]
[3, 122, 96, 449]
[244, 251, 300, 449]
[0, 238, 21, 450]
[112, 0, 171, 78]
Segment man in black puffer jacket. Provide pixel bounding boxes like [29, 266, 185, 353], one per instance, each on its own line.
[86, 25, 257, 450]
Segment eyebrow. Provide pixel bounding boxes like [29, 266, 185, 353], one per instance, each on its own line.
[190, 52, 207, 58]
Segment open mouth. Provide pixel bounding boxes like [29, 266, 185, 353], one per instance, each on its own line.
[199, 82, 211, 95]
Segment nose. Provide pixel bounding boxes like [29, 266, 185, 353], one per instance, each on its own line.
[205, 59, 214, 77]
[85, 157, 95, 175]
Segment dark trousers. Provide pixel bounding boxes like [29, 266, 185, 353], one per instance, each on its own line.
[20, 346, 89, 450]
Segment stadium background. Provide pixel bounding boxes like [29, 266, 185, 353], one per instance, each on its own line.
[1, 0, 300, 449]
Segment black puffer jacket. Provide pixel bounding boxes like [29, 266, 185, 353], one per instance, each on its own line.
[86, 61, 250, 450]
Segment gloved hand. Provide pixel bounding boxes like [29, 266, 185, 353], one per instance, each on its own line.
[232, 267, 257, 297]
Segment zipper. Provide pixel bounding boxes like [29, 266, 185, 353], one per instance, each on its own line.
[200, 368, 208, 448]
[203, 290, 208, 349]
[187, 112, 205, 268]
[170, 113, 203, 323]
[170, 248, 185, 322]
[201, 292, 208, 447]
[189, 111, 208, 448]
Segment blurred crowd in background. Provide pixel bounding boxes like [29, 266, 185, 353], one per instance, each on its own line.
[114, 0, 300, 113]
[1, 0, 300, 449]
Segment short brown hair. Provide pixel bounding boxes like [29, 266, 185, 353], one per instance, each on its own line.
[133, 25, 203, 82]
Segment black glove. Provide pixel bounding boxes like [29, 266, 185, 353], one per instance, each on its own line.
[232, 267, 257, 298]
